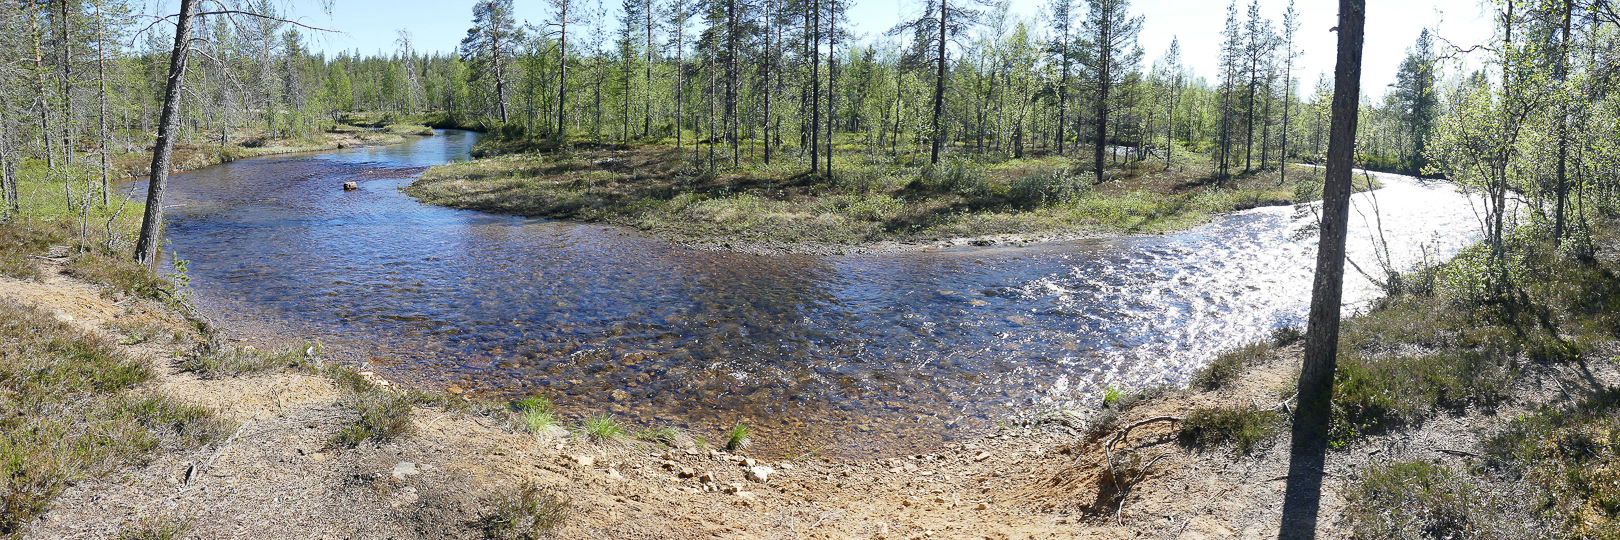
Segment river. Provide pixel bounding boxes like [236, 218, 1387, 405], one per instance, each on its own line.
[153, 130, 1483, 457]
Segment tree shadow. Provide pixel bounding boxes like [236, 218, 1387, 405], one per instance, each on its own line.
[1279, 423, 1328, 539]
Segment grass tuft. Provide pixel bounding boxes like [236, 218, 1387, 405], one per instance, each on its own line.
[580, 415, 624, 444]
[1344, 461, 1480, 539]
[115, 516, 194, 540]
[724, 422, 751, 452]
[480, 483, 571, 540]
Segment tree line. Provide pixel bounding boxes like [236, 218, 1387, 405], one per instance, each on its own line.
[2, 0, 1619, 271]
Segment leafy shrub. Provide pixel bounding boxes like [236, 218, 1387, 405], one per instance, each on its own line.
[1010, 169, 1090, 208]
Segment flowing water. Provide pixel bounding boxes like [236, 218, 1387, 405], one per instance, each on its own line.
[155, 131, 1483, 457]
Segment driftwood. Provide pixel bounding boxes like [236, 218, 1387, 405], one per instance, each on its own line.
[1101, 416, 1184, 526]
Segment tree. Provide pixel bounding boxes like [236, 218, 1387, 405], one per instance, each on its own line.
[1155, 37, 1181, 170]
[890, 0, 985, 165]
[1080, 0, 1143, 183]
[1286, 2, 1364, 535]
[1045, 0, 1078, 156]
[134, 0, 201, 266]
[460, 0, 523, 125]
[1277, 0, 1299, 184]
[1215, 1, 1242, 181]
[1392, 28, 1436, 174]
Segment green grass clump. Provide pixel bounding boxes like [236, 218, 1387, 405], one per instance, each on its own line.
[1177, 406, 1281, 454]
[180, 345, 310, 379]
[1101, 387, 1125, 407]
[330, 390, 418, 448]
[580, 415, 624, 443]
[635, 426, 685, 447]
[724, 422, 751, 451]
[0, 300, 229, 535]
[510, 395, 559, 435]
[480, 483, 571, 540]
[1190, 342, 1274, 391]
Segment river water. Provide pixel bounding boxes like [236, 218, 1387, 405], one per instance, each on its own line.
[156, 131, 1483, 457]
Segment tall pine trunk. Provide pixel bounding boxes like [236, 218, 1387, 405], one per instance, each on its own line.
[134, 0, 200, 266]
[1285, 4, 1364, 534]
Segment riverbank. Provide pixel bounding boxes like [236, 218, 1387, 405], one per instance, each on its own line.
[3, 208, 1614, 537]
[110, 123, 433, 179]
[405, 142, 1373, 253]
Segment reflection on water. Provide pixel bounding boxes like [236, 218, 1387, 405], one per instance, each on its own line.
[155, 131, 1482, 457]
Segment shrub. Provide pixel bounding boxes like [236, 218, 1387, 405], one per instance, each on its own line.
[115, 516, 193, 540]
[331, 391, 416, 448]
[1010, 169, 1090, 208]
[1344, 461, 1479, 539]
[1178, 406, 1281, 454]
[1189, 342, 1273, 391]
[481, 483, 571, 540]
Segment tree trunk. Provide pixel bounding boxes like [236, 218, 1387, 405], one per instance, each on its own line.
[1294, 0, 1364, 467]
[1092, 30, 1108, 184]
[929, 0, 947, 165]
[134, 0, 200, 267]
[557, 8, 569, 140]
[810, 0, 821, 174]
[97, 0, 110, 206]
[826, 1, 835, 175]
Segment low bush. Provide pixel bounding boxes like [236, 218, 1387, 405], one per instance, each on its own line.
[180, 345, 310, 379]
[1177, 406, 1281, 454]
[480, 483, 571, 540]
[1189, 342, 1274, 391]
[1344, 461, 1480, 539]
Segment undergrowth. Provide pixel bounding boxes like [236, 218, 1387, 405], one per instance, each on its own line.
[480, 483, 571, 540]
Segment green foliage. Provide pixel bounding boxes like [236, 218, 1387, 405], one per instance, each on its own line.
[480, 483, 571, 540]
[1177, 406, 1280, 454]
[724, 422, 751, 452]
[635, 426, 685, 447]
[1101, 387, 1125, 407]
[1009, 169, 1090, 208]
[0, 222, 65, 282]
[330, 390, 418, 448]
[580, 415, 624, 444]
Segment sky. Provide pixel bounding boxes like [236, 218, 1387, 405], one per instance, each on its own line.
[163, 0, 1498, 97]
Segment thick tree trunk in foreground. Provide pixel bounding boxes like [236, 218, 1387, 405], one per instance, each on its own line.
[1296, 0, 1364, 457]
[133, 0, 199, 267]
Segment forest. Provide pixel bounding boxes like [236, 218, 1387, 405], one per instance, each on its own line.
[6, 0, 1620, 537]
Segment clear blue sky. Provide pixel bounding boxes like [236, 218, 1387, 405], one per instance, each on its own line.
[171, 0, 1496, 96]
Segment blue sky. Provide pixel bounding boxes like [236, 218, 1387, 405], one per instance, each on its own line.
[156, 0, 1496, 95]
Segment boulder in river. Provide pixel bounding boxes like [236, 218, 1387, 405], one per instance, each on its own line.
[342, 182, 358, 191]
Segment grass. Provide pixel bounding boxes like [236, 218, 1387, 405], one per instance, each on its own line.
[324, 365, 453, 448]
[1483, 387, 1620, 538]
[635, 426, 685, 447]
[179, 344, 312, 379]
[1190, 342, 1276, 391]
[1344, 461, 1483, 539]
[114, 516, 193, 540]
[724, 422, 751, 452]
[510, 395, 560, 435]
[480, 483, 571, 540]
[1177, 406, 1282, 454]
[0, 221, 67, 282]
[406, 138, 1358, 248]
[580, 415, 624, 444]
[0, 299, 230, 536]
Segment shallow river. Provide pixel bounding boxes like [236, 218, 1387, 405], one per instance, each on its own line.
[156, 131, 1483, 457]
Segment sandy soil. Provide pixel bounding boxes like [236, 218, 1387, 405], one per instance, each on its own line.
[4, 255, 1609, 539]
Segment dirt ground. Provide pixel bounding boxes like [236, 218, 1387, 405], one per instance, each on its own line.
[5, 254, 1610, 539]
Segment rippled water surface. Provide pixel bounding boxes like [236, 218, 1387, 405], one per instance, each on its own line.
[158, 131, 1483, 456]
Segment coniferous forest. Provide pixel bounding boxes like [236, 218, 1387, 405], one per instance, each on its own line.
[6, 0, 1620, 538]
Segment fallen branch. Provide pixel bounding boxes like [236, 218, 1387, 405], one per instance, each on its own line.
[1437, 448, 1480, 458]
[1104, 416, 1184, 453]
